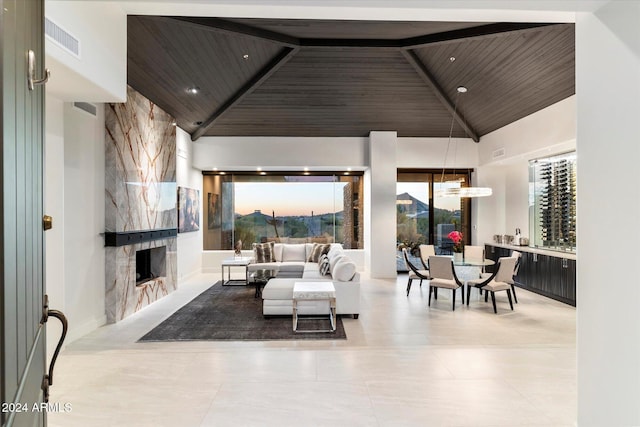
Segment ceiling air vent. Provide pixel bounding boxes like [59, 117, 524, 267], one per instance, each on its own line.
[73, 102, 97, 117]
[492, 147, 506, 160]
[45, 17, 80, 58]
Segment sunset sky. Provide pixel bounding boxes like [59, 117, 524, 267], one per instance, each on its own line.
[234, 182, 348, 217]
[233, 181, 461, 217]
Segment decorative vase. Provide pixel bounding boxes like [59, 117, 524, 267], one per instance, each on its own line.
[453, 252, 463, 263]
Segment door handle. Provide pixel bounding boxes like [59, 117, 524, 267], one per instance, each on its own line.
[40, 295, 68, 402]
[27, 49, 50, 91]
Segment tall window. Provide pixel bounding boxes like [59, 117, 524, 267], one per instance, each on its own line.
[203, 172, 363, 250]
[397, 170, 471, 271]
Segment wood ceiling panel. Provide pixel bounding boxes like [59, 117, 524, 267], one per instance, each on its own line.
[126, 17, 575, 140]
[127, 15, 284, 133]
[203, 48, 458, 137]
[226, 18, 484, 40]
[413, 23, 574, 136]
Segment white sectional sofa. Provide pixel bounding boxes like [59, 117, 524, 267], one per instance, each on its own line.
[249, 242, 360, 318]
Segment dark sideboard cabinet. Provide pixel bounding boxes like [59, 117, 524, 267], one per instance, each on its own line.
[485, 244, 576, 306]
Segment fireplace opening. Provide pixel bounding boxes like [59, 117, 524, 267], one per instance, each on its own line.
[136, 246, 166, 284]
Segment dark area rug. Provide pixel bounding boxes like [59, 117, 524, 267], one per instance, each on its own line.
[138, 281, 346, 341]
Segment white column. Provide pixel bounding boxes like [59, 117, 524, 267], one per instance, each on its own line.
[576, 3, 640, 425]
[365, 131, 397, 279]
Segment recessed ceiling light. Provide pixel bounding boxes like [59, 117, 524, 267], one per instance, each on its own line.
[171, 121, 176, 126]
[450, 56, 456, 62]
[303, 172, 310, 176]
[257, 167, 262, 172]
[457, 86, 468, 93]
[187, 86, 200, 94]
[260, 171, 267, 175]
[243, 54, 249, 59]
[219, 171, 226, 175]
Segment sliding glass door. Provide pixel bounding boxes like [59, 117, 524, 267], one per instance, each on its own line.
[397, 170, 471, 271]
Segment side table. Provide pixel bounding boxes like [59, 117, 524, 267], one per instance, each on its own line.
[221, 257, 251, 286]
[292, 281, 336, 333]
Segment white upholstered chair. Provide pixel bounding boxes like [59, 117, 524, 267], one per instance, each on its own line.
[463, 245, 485, 263]
[418, 244, 435, 269]
[508, 250, 522, 303]
[466, 256, 518, 313]
[402, 248, 430, 296]
[427, 255, 465, 311]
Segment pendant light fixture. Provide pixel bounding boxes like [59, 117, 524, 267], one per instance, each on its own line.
[436, 86, 492, 198]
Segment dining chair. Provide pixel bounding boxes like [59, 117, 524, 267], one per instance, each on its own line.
[402, 248, 430, 296]
[463, 245, 486, 294]
[418, 244, 435, 270]
[466, 256, 518, 313]
[463, 245, 485, 263]
[427, 255, 465, 311]
[508, 250, 522, 303]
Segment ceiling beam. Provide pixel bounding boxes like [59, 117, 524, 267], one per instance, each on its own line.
[168, 17, 300, 48]
[166, 18, 553, 52]
[402, 22, 556, 49]
[191, 47, 300, 141]
[401, 50, 480, 142]
[299, 38, 402, 49]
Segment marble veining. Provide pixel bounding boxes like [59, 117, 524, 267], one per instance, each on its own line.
[104, 86, 178, 322]
[105, 238, 177, 323]
[105, 85, 176, 233]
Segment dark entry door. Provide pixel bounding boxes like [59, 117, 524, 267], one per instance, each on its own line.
[1, 1, 48, 425]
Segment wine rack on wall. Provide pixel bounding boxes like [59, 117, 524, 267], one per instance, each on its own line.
[529, 152, 576, 252]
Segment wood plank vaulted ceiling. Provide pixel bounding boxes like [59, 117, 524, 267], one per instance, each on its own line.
[127, 16, 575, 142]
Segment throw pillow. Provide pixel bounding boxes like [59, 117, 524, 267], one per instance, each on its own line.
[319, 258, 331, 276]
[282, 243, 306, 262]
[332, 260, 357, 282]
[252, 242, 275, 263]
[318, 254, 328, 266]
[327, 248, 344, 262]
[329, 254, 346, 276]
[307, 243, 331, 263]
[327, 245, 342, 259]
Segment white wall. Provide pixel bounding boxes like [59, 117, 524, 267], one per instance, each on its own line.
[193, 136, 368, 171]
[45, 0, 126, 102]
[62, 102, 106, 343]
[478, 96, 576, 166]
[45, 98, 107, 346]
[112, 1, 592, 23]
[397, 137, 478, 169]
[45, 96, 66, 358]
[474, 97, 577, 245]
[176, 127, 203, 280]
[576, 2, 640, 425]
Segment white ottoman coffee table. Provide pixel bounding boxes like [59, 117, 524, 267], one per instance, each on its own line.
[292, 281, 336, 333]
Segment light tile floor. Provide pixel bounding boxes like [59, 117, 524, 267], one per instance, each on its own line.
[48, 273, 576, 427]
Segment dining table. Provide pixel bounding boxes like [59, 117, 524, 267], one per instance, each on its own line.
[451, 257, 495, 283]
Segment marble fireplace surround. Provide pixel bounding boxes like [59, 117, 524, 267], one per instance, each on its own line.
[105, 238, 176, 323]
[104, 86, 178, 323]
